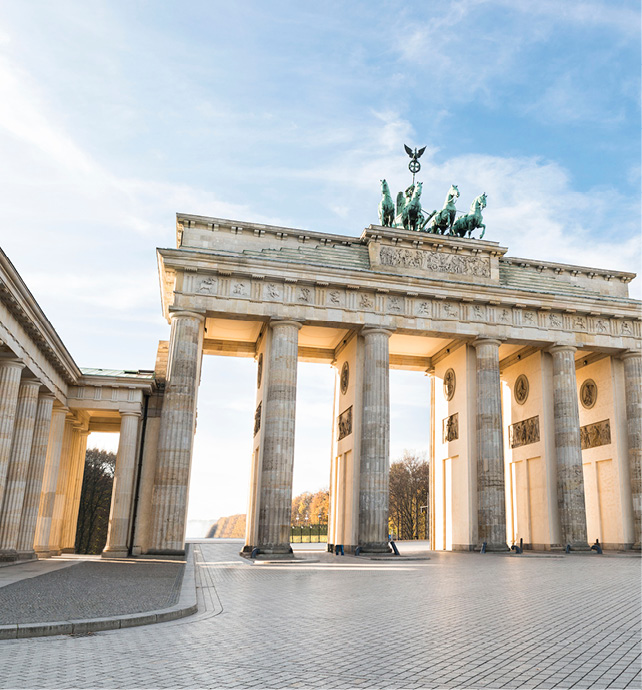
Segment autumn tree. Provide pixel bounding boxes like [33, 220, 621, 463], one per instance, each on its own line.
[388, 451, 429, 540]
[75, 448, 116, 554]
[291, 488, 329, 525]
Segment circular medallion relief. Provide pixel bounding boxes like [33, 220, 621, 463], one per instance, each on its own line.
[443, 368, 456, 401]
[514, 374, 529, 405]
[580, 379, 597, 409]
[257, 353, 263, 389]
[340, 361, 349, 395]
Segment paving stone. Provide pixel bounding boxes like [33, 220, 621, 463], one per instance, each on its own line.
[0, 542, 639, 689]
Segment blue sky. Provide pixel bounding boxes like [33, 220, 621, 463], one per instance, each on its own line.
[0, 1, 639, 525]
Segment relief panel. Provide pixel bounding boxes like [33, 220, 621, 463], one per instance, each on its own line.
[580, 419, 611, 450]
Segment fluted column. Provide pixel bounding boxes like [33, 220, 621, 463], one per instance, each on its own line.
[60, 429, 90, 552]
[622, 351, 642, 549]
[550, 345, 589, 549]
[358, 327, 392, 553]
[149, 310, 204, 554]
[256, 320, 302, 555]
[45, 414, 75, 555]
[33, 406, 68, 556]
[0, 360, 26, 509]
[103, 411, 141, 557]
[473, 338, 508, 551]
[0, 378, 41, 560]
[15, 392, 55, 558]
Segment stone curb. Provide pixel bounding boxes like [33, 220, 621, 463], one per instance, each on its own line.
[0, 544, 197, 640]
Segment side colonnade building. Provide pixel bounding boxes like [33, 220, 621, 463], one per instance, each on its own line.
[0, 213, 640, 560]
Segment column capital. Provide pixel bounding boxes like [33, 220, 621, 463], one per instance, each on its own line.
[361, 326, 394, 338]
[168, 308, 206, 323]
[621, 349, 642, 362]
[119, 409, 142, 418]
[38, 391, 57, 401]
[0, 358, 25, 372]
[548, 343, 577, 355]
[269, 319, 303, 330]
[472, 337, 503, 349]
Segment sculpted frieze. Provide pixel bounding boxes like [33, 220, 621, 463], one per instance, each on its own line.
[509, 416, 540, 449]
[378, 246, 490, 277]
[580, 419, 611, 450]
[338, 406, 353, 441]
[298, 287, 312, 303]
[442, 412, 459, 443]
[387, 296, 403, 312]
[522, 311, 536, 327]
[230, 280, 249, 297]
[264, 283, 282, 301]
[197, 276, 218, 294]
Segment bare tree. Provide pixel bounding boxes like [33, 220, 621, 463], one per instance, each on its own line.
[75, 448, 116, 554]
[388, 451, 429, 540]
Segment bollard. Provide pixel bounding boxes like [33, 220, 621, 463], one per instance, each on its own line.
[355, 546, 362, 556]
[250, 547, 259, 558]
[565, 544, 571, 553]
[481, 541, 487, 554]
[590, 539, 603, 554]
[520, 538, 523, 552]
[390, 540, 400, 556]
[511, 544, 522, 554]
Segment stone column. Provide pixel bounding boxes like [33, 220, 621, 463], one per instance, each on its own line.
[33, 406, 68, 556]
[149, 310, 204, 554]
[621, 351, 642, 549]
[550, 345, 589, 549]
[256, 320, 302, 555]
[0, 360, 26, 509]
[0, 378, 41, 560]
[15, 392, 55, 559]
[358, 327, 392, 553]
[473, 338, 508, 551]
[103, 411, 141, 557]
[60, 429, 89, 552]
[45, 414, 75, 556]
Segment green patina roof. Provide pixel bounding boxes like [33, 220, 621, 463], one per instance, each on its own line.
[80, 368, 155, 379]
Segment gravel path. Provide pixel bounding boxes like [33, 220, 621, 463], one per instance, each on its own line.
[0, 560, 184, 624]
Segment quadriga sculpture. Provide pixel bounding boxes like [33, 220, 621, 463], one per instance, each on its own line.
[451, 193, 487, 239]
[400, 181, 424, 232]
[429, 184, 459, 235]
[378, 179, 395, 227]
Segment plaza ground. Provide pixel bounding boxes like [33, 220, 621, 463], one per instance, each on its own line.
[0, 540, 639, 689]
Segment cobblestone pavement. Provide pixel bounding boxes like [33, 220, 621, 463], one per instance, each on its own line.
[0, 541, 639, 689]
[0, 559, 184, 624]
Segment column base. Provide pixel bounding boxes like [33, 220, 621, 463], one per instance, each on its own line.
[34, 548, 50, 558]
[357, 542, 392, 555]
[476, 542, 510, 552]
[0, 549, 19, 562]
[101, 547, 130, 559]
[16, 550, 37, 561]
[240, 544, 294, 559]
[566, 542, 591, 552]
[145, 549, 186, 558]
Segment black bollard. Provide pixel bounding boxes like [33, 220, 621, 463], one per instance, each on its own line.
[390, 540, 400, 556]
[355, 546, 362, 556]
[251, 547, 259, 558]
[481, 541, 487, 554]
[590, 539, 603, 554]
[565, 544, 571, 553]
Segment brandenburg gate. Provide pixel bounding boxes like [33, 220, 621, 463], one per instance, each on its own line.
[0, 206, 640, 559]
